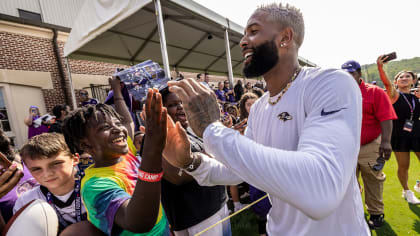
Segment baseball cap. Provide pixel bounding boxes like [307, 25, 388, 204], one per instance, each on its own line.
[341, 60, 361, 73]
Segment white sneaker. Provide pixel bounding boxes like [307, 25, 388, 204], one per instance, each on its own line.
[414, 182, 420, 193]
[402, 190, 406, 198]
[404, 190, 420, 204]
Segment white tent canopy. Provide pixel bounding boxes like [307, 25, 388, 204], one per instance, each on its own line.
[64, 0, 315, 77]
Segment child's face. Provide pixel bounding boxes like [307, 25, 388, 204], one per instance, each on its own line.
[25, 152, 79, 194]
[83, 112, 129, 165]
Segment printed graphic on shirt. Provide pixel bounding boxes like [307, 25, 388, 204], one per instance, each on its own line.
[277, 112, 293, 122]
[16, 178, 38, 197]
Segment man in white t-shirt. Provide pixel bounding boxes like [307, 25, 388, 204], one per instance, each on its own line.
[163, 3, 369, 236]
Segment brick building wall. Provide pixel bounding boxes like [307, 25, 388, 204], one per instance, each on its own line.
[0, 31, 66, 111]
[1, 30, 257, 112]
[0, 31, 130, 111]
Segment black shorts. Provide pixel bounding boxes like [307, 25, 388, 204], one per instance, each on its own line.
[391, 136, 420, 152]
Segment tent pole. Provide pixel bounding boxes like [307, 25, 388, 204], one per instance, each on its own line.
[65, 57, 77, 110]
[224, 28, 234, 87]
[154, 0, 171, 78]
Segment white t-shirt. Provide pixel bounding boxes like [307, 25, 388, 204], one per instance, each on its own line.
[13, 186, 87, 226]
[200, 81, 210, 88]
[191, 67, 370, 235]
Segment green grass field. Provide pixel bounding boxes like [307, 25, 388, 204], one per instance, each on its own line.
[230, 153, 420, 235]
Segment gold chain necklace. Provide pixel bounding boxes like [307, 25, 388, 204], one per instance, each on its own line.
[268, 67, 301, 105]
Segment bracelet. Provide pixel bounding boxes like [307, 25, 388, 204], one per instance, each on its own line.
[138, 169, 163, 182]
[184, 152, 202, 172]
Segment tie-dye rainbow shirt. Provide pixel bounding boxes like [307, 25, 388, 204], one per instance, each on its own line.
[81, 138, 169, 236]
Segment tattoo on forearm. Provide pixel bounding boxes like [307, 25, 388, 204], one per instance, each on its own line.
[185, 96, 220, 137]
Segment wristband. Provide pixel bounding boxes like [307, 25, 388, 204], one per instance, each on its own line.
[138, 169, 163, 182]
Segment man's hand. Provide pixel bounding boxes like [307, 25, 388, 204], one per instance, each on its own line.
[168, 78, 221, 138]
[0, 163, 23, 198]
[162, 116, 193, 169]
[379, 141, 392, 160]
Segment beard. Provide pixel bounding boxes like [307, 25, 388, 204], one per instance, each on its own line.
[242, 38, 279, 78]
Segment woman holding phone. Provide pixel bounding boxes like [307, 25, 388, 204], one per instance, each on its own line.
[377, 54, 420, 204]
[24, 106, 49, 139]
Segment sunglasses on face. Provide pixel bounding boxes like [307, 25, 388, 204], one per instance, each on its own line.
[80, 93, 88, 96]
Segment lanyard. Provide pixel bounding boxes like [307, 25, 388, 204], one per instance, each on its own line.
[78, 157, 94, 178]
[46, 178, 82, 229]
[400, 92, 416, 120]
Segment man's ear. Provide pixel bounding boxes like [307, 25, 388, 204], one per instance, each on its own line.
[277, 27, 294, 48]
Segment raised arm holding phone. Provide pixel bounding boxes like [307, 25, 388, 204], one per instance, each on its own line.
[377, 53, 420, 204]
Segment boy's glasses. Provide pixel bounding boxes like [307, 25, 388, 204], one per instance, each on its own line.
[80, 93, 88, 96]
[369, 156, 386, 171]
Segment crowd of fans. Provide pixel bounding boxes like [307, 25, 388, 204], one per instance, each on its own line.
[0, 3, 419, 235]
[0, 55, 418, 235]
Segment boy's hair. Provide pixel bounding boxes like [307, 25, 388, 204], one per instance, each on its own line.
[20, 133, 72, 161]
[62, 103, 121, 154]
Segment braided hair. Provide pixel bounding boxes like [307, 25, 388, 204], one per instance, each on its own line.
[62, 104, 121, 154]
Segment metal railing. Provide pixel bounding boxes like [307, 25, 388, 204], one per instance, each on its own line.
[84, 84, 111, 103]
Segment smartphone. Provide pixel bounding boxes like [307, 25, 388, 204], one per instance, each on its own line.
[383, 52, 397, 63]
[0, 152, 12, 175]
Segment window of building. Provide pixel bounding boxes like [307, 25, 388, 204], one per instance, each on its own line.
[0, 89, 15, 146]
[18, 9, 42, 22]
[0, 90, 11, 132]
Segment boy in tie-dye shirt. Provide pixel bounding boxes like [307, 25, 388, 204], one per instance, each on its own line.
[63, 78, 169, 235]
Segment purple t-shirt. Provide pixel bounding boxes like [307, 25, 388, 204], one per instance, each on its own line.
[224, 88, 235, 103]
[28, 116, 49, 139]
[81, 98, 99, 107]
[249, 185, 271, 218]
[215, 89, 226, 102]
[0, 165, 38, 222]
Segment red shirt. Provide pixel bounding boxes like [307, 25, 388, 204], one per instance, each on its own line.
[359, 80, 397, 145]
